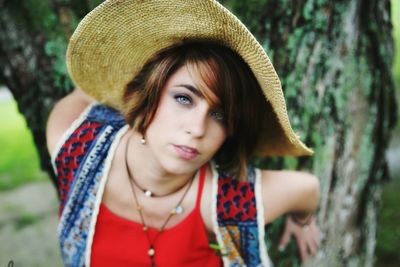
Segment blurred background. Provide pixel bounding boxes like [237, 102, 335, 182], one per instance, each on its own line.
[0, 1, 399, 266]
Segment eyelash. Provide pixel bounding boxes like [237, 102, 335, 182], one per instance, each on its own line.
[210, 110, 224, 122]
[174, 94, 192, 105]
[174, 94, 224, 122]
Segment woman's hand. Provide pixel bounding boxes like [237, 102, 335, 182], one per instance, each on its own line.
[278, 215, 321, 262]
[260, 170, 321, 261]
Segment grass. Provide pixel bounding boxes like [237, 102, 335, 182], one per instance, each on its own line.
[0, 100, 48, 191]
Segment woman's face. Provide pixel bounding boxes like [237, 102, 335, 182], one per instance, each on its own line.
[144, 65, 227, 175]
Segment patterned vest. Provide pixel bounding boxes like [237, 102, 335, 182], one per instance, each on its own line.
[52, 104, 271, 267]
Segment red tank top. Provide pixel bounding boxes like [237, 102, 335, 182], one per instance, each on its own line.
[91, 166, 222, 267]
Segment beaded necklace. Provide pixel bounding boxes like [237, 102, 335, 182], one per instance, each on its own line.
[125, 136, 196, 267]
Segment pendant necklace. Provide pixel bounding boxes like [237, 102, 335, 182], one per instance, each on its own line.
[130, 171, 190, 198]
[125, 136, 196, 267]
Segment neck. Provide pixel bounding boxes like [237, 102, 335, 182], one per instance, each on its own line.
[125, 130, 196, 197]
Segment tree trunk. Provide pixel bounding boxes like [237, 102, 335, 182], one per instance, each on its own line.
[221, 0, 397, 266]
[0, 0, 396, 266]
[0, 0, 102, 191]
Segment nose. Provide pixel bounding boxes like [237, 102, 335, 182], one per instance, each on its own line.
[185, 107, 208, 138]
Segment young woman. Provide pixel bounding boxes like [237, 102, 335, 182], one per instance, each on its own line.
[47, 1, 320, 266]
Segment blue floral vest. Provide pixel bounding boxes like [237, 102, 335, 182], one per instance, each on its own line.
[51, 104, 271, 267]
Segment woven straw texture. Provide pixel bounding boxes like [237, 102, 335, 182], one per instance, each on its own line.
[66, 0, 313, 156]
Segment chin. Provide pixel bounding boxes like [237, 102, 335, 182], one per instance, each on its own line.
[162, 158, 204, 176]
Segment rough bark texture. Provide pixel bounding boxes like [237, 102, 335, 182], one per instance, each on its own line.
[0, 0, 397, 266]
[221, 0, 397, 266]
[0, 0, 102, 190]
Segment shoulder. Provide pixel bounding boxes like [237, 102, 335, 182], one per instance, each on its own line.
[46, 88, 126, 157]
[260, 170, 320, 223]
[46, 88, 94, 155]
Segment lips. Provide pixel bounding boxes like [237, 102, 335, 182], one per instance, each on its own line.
[173, 145, 199, 160]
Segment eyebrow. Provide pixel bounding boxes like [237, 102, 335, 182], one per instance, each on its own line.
[174, 84, 204, 98]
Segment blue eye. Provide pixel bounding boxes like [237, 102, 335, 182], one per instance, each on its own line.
[175, 95, 192, 105]
[210, 110, 224, 122]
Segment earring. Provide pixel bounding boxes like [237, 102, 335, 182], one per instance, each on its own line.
[140, 137, 146, 145]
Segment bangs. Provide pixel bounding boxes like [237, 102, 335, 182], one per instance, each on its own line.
[186, 61, 220, 108]
[186, 58, 236, 135]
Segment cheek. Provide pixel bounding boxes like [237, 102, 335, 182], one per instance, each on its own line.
[149, 102, 176, 129]
[210, 127, 227, 152]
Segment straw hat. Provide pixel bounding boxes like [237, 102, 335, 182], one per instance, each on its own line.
[66, 0, 313, 156]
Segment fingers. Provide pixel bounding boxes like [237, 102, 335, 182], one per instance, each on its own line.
[278, 219, 292, 251]
[296, 237, 309, 262]
[300, 221, 321, 262]
[307, 236, 318, 255]
[312, 225, 321, 247]
[297, 232, 318, 262]
[279, 215, 322, 262]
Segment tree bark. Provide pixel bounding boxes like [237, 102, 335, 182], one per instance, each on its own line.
[0, 0, 102, 190]
[221, 0, 397, 266]
[0, 0, 397, 266]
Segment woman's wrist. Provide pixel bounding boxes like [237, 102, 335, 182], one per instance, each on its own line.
[289, 213, 315, 230]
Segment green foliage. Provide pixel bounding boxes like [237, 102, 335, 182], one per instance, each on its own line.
[21, 0, 78, 96]
[375, 2, 400, 266]
[283, 157, 298, 170]
[376, 176, 400, 264]
[0, 100, 48, 191]
[88, 0, 105, 10]
[302, 0, 329, 30]
[218, 0, 269, 37]
[392, 0, 400, 128]
[45, 37, 73, 93]
[21, 0, 59, 36]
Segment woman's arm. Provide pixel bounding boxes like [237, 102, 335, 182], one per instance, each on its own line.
[46, 88, 94, 155]
[261, 170, 320, 261]
[261, 170, 320, 223]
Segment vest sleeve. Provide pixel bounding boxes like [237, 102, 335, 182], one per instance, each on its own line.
[51, 103, 126, 216]
[212, 164, 271, 267]
[55, 103, 127, 267]
[50, 103, 98, 173]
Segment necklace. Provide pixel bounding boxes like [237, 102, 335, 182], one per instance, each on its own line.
[125, 135, 196, 267]
[129, 172, 190, 198]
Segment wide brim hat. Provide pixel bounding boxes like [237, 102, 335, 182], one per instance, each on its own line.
[66, 0, 313, 156]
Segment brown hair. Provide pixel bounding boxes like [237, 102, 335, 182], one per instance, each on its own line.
[123, 41, 267, 179]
